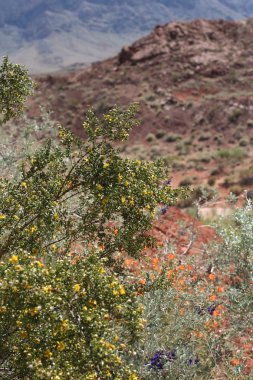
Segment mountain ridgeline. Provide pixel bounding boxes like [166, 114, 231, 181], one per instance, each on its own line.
[1, 0, 253, 73]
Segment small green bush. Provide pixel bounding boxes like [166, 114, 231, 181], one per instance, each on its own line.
[155, 130, 166, 139]
[146, 133, 156, 142]
[216, 147, 247, 162]
[165, 134, 181, 143]
[0, 56, 34, 124]
[228, 108, 242, 124]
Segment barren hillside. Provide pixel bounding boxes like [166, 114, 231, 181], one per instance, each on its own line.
[27, 18, 253, 195]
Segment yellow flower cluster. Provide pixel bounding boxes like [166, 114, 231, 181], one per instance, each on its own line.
[9, 255, 19, 264]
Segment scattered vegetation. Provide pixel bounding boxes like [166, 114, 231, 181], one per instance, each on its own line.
[0, 57, 252, 379]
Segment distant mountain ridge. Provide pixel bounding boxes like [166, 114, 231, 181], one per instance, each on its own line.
[1, 0, 253, 73]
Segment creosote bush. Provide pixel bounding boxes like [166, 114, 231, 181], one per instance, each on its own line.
[0, 58, 187, 379]
[0, 250, 142, 380]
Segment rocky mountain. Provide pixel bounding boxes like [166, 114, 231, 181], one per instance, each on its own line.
[26, 18, 253, 194]
[1, 0, 253, 73]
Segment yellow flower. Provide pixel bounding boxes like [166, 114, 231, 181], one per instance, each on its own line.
[100, 340, 115, 350]
[124, 181, 129, 187]
[59, 130, 66, 138]
[14, 265, 23, 272]
[129, 373, 138, 380]
[101, 197, 109, 205]
[113, 355, 122, 364]
[30, 225, 37, 233]
[60, 319, 69, 331]
[21, 181, 27, 188]
[20, 330, 27, 338]
[43, 285, 52, 293]
[96, 184, 104, 190]
[53, 213, 59, 221]
[30, 307, 40, 316]
[88, 299, 97, 307]
[103, 162, 109, 169]
[16, 320, 22, 327]
[129, 196, 134, 205]
[119, 285, 125, 295]
[118, 174, 123, 182]
[9, 255, 19, 264]
[86, 373, 97, 380]
[0, 214, 6, 220]
[121, 197, 126, 204]
[143, 189, 148, 195]
[44, 349, 53, 358]
[57, 341, 65, 351]
[0, 306, 7, 313]
[34, 260, 44, 268]
[73, 284, 81, 292]
[138, 318, 147, 329]
[54, 376, 61, 380]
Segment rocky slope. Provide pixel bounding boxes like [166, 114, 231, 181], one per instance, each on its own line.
[26, 18, 253, 195]
[1, 0, 253, 73]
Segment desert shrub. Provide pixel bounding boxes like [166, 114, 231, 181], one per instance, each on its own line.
[229, 185, 243, 196]
[177, 186, 216, 208]
[247, 120, 253, 128]
[198, 133, 211, 141]
[228, 108, 242, 124]
[145, 95, 156, 102]
[155, 130, 166, 139]
[239, 139, 248, 147]
[0, 59, 188, 379]
[146, 133, 156, 142]
[0, 56, 34, 124]
[134, 201, 253, 379]
[233, 127, 242, 141]
[216, 147, 247, 162]
[0, 250, 143, 380]
[165, 133, 181, 143]
[176, 142, 190, 156]
[238, 166, 253, 187]
[208, 176, 216, 186]
[179, 177, 193, 187]
[0, 106, 187, 378]
[0, 104, 187, 261]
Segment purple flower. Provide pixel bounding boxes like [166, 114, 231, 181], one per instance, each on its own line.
[161, 205, 169, 215]
[188, 357, 199, 366]
[208, 305, 216, 315]
[164, 177, 172, 185]
[147, 350, 176, 370]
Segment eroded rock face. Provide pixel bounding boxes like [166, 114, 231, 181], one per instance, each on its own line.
[30, 17, 253, 143]
[1, 0, 252, 73]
